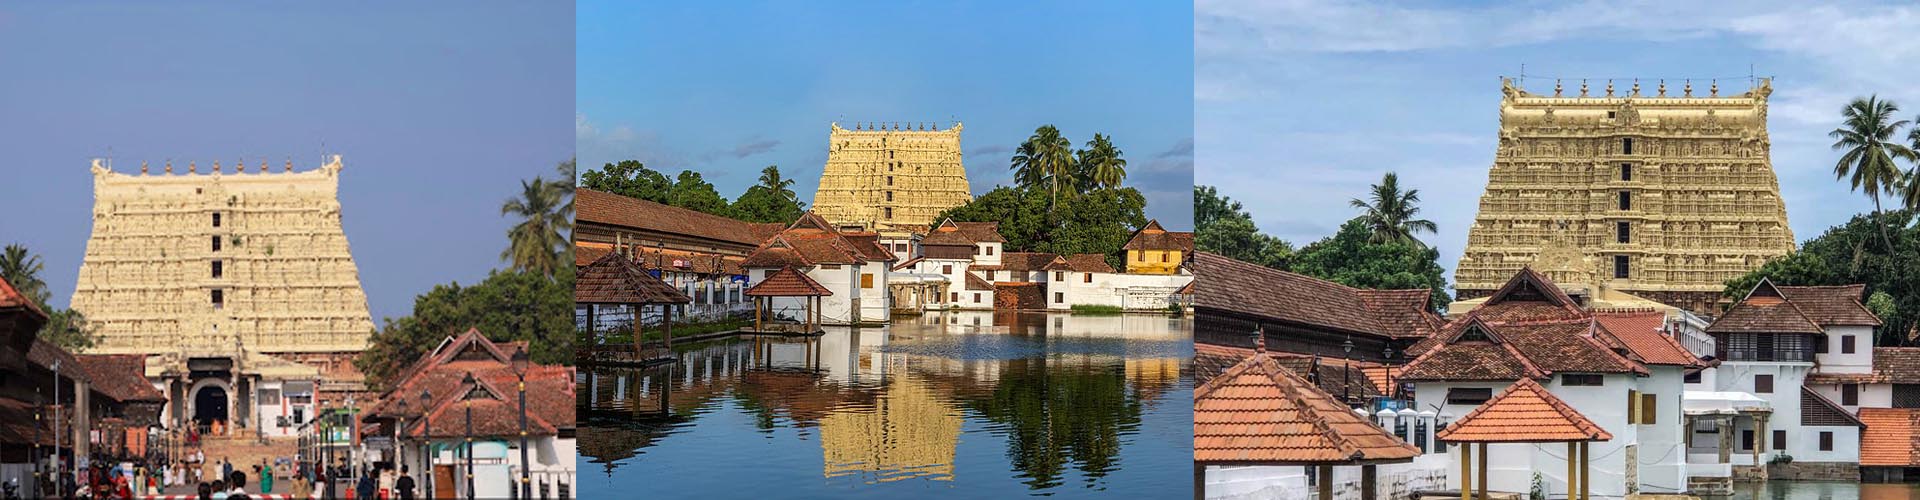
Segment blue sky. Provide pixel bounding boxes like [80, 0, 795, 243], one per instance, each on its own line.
[577, 0, 1195, 229]
[0, 3, 574, 321]
[1198, 0, 1920, 288]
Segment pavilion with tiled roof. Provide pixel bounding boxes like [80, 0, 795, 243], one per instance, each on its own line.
[1192, 252, 1440, 364]
[576, 250, 692, 363]
[1439, 378, 1611, 500]
[744, 266, 832, 334]
[1194, 338, 1418, 500]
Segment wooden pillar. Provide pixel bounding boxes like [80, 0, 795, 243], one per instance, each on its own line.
[1579, 441, 1590, 500]
[1459, 443, 1471, 500]
[1360, 464, 1377, 500]
[1566, 442, 1577, 500]
[1316, 465, 1332, 500]
[632, 304, 644, 353]
[586, 304, 596, 343]
[1192, 463, 1204, 500]
[754, 297, 763, 332]
[664, 304, 674, 350]
[1476, 443, 1488, 500]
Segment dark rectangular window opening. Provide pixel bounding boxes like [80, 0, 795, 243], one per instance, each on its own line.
[1054, 292, 1064, 303]
[1054, 271, 1065, 281]
[883, 207, 892, 219]
[1620, 164, 1633, 181]
[1741, 430, 1754, 451]
[1843, 335, 1857, 354]
[1684, 371, 1702, 383]
[886, 191, 893, 202]
[211, 261, 223, 279]
[212, 212, 222, 227]
[212, 236, 222, 252]
[211, 289, 224, 309]
[1623, 138, 1634, 155]
[1619, 191, 1632, 211]
[1755, 374, 1774, 394]
[1617, 222, 1631, 244]
[1615, 255, 1630, 279]
[1844, 384, 1860, 406]
[1820, 431, 1834, 451]
[1446, 388, 1493, 406]
[1773, 430, 1787, 451]
[1083, 273, 1093, 283]
[1562, 374, 1604, 386]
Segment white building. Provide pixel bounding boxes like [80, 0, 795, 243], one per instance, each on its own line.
[741, 213, 896, 325]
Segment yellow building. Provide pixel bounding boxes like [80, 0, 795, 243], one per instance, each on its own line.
[1456, 77, 1795, 312]
[1121, 220, 1192, 275]
[811, 122, 972, 233]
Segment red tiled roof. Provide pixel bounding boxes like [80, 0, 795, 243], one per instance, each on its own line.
[745, 267, 833, 297]
[921, 219, 1005, 246]
[576, 188, 780, 247]
[363, 329, 574, 438]
[1193, 344, 1381, 400]
[1707, 279, 1823, 334]
[75, 355, 165, 403]
[0, 276, 48, 349]
[983, 252, 1060, 273]
[1860, 408, 1920, 466]
[1437, 378, 1612, 443]
[28, 339, 89, 386]
[1778, 285, 1882, 327]
[1470, 267, 1587, 323]
[574, 251, 692, 305]
[1123, 220, 1194, 252]
[630, 248, 748, 276]
[955, 222, 1007, 243]
[743, 213, 894, 268]
[0, 275, 46, 322]
[1594, 311, 1701, 367]
[1194, 352, 1419, 465]
[1800, 387, 1865, 427]
[1045, 254, 1116, 273]
[573, 244, 611, 267]
[1399, 318, 1546, 382]
[1194, 252, 1438, 340]
[0, 397, 54, 446]
[1874, 347, 1920, 384]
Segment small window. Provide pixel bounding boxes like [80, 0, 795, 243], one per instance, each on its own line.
[1623, 138, 1634, 155]
[1741, 430, 1754, 451]
[1843, 335, 1857, 354]
[1773, 430, 1786, 451]
[212, 212, 222, 227]
[1054, 292, 1064, 303]
[883, 207, 892, 219]
[1615, 255, 1630, 279]
[1446, 388, 1492, 406]
[1619, 191, 1632, 210]
[1640, 393, 1657, 424]
[212, 236, 222, 252]
[1820, 431, 1834, 451]
[1844, 384, 1860, 406]
[1816, 334, 1830, 354]
[211, 289, 224, 309]
[1161, 252, 1169, 263]
[1620, 164, 1633, 181]
[973, 293, 981, 303]
[1054, 271, 1065, 281]
[986, 246, 994, 256]
[886, 191, 893, 202]
[985, 271, 995, 281]
[950, 292, 958, 302]
[1458, 325, 1491, 342]
[861, 274, 874, 289]
[1084, 273, 1093, 283]
[1616, 222, 1630, 244]
[887, 176, 894, 186]
[1562, 374, 1604, 386]
[1755, 374, 1774, 394]
[1684, 371, 1702, 383]
[942, 265, 953, 274]
[211, 261, 223, 279]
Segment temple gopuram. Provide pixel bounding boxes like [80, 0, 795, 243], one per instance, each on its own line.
[1455, 77, 1795, 313]
[70, 156, 373, 436]
[811, 121, 972, 233]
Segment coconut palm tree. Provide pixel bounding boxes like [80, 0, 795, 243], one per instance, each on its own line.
[0, 244, 48, 305]
[1010, 125, 1075, 205]
[1349, 172, 1438, 246]
[1831, 95, 1916, 249]
[758, 165, 800, 207]
[1076, 133, 1128, 190]
[501, 176, 570, 278]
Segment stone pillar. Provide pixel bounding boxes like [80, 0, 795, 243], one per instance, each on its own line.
[1717, 415, 1733, 464]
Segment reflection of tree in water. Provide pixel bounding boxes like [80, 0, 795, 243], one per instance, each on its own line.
[956, 357, 1144, 490]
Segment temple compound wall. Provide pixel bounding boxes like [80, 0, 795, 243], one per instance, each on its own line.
[1456, 78, 1795, 312]
[812, 122, 972, 233]
[69, 156, 373, 434]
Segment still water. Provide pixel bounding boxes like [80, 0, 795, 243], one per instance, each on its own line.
[577, 311, 1194, 498]
[1709, 481, 1920, 500]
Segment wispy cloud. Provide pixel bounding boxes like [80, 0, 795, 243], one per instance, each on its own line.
[727, 138, 780, 159]
[967, 144, 1012, 158]
[1155, 137, 1194, 159]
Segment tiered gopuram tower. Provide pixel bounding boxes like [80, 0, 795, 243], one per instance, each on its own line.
[811, 122, 972, 232]
[70, 155, 374, 430]
[1455, 78, 1795, 313]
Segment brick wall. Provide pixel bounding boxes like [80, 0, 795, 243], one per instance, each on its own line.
[995, 282, 1044, 310]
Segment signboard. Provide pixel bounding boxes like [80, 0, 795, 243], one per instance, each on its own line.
[363, 436, 394, 451]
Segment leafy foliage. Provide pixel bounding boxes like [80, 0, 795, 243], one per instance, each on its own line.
[1290, 218, 1452, 309]
[501, 173, 572, 278]
[668, 170, 730, 215]
[580, 160, 674, 204]
[355, 267, 576, 389]
[1830, 96, 1917, 249]
[1723, 210, 1920, 345]
[577, 161, 805, 223]
[1349, 172, 1437, 247]
[0, 243, 94, 351]
[730, 166, 806, 223]
[936, 186, 1146, 269]
[1192, 186, 1291, 268]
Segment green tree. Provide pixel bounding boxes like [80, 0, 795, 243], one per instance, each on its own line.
[1011, 125, 1076, 205]
[756, 165, 800, 207]
[355, 267, 575, 389]
[580, 160, 674, 203]
[39, 308, 93, 351]
[501, 176, 571, 278]
[1722, 209, 1920, 345]
[936, 185, 1147, 270]
[1075, 133, 1128, 190]
[668, 170, 731, 215]
[1830, 96, 1916, 249]
[1289, 218, 1451, 309]
[0, 244, 48, 306]
[1193, 186, 1291, 268]
[730, 166, 805, 223]
[1349, 172, 1437, 247]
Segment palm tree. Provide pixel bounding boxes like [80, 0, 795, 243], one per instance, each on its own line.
[1349, 172, 1438, 246]
[0, 244, 47, 305]
[501, 177, 570, 278]
[1831, 95, 1916, 249]
[1076, 133, 1128, 190]
[758, 165, 801, 208]
[1010, 125, 1075, 205]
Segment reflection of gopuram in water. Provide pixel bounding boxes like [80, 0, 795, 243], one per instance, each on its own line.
[576, 312, 1189, 489]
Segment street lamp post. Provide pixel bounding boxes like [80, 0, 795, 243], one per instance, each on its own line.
[420, 389, 433, 500]
[396, 397, 409, 488]
[33, 388, 40, 497]
[462, 371, 476, 500]
[51, 359, 60, 496]
[346, 395, 356, 483]
[512, 347, 532, 500]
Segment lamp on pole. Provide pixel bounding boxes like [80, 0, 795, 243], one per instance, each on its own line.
[1340, 337, 1354, 403]
[420, 388, 434, 500]
[33, 388, 41, 497]
[346, 395, 357, 481]
[395, 397, 409, 484]
[512, 347, 532, 500]
[1382, 345, 1396, 400]
[51, 359, 60, 494]
[462, 371, 476, 500]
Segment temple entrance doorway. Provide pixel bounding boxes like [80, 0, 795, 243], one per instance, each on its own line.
[193, 385, 228, 428]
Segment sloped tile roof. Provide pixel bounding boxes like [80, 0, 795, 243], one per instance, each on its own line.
[1594, 311, 1700, 367]
[574, 251, 692, 305]
[1707, 279, 1823, 334]
[955, 222, 1007, 243]
[576, 188, 781, 247]
[1437, 378, 1612, 443]
[1778, 285, 1882, 327]
[1123, 220, 1195, 252]
[1874, 347, 1920, 384]
[963, 272, 995, 291]
[1045, 254, 1116, 273]
[75, 354, 165, 403]
[744, 267, 834, 297]
[1194, 352, 1420, 464]
[573, 243, 611, 267]
[363, 329, 574, 438]
[1194, 252, 1437, 340]
[1800, 387, 1865, 428]
[0, 275, 46, 321]
[1193, 344, 1381, 400]
[1498, 320, 1646, 375]
[1469, 267, 1587, 323]
[1860, 408, 1920, 466]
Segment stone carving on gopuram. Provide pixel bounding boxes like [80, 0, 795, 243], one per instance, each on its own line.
[70, 155, 375, 430]
[1455, 77, 1795, 313]
[811, 122, 972, 233]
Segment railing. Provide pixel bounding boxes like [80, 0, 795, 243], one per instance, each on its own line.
[1723, 347, 1813, 362]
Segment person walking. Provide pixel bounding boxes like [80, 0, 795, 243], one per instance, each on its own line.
[258, 460, 272, 494]
[394, 465, 416, 500]
[354, 469, 374, 500]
